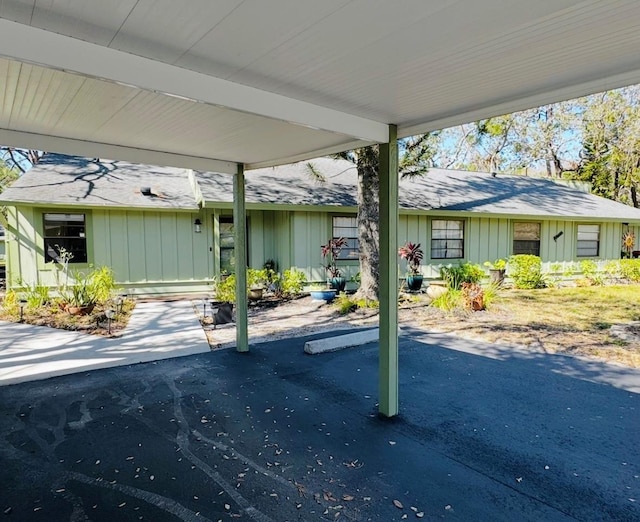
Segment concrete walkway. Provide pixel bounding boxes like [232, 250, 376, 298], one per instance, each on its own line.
[0, 300, 210, 386]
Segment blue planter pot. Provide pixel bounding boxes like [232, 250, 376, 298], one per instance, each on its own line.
[406, 274, 424, 291]
[330, 276, 346, 292]
[310, 289, 337, 302]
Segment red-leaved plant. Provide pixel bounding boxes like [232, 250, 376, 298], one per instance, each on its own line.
[321, 237, 348, 278]
[398, 242, 423, 276]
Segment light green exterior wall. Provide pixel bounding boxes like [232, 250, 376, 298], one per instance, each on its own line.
[5, 204, 637, 296]
[399, 214, 633, 278]
[6, 206, 212, 295]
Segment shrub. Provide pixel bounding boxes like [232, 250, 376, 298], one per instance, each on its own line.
[1, 289, 19, 318]
[14, 279, 51, 309]
[281, 268, 307, 296]
[578, 260, 604, 285]
[509, 255, 546, 289]
[214, 274, 236, 303]
[440, 263, 484, 290]
[62, 266, 116, 308]
[620, 259, 640, 282]
[247, 268, 269, 288]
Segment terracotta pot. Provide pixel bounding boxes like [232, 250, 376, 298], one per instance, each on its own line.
[67, 304, 95, 316]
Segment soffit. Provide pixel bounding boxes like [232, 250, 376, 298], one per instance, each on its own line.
[0, 0, 640, 170]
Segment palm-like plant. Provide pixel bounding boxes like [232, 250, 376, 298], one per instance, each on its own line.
[321, 237, 348, 278]
[398, 242, 423, 275]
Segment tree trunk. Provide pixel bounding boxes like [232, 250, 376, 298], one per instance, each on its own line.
[354, 147, 380, 301]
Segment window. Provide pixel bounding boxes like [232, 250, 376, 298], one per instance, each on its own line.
[332, 216, 359, 260]
[0, 224, 5, 240]
[513, 222, 541, 256]
[577, 224, 600, 257]
[219, 217, 235, 274]
[431, 219, 464, 259]
[43, 213, 87, 263]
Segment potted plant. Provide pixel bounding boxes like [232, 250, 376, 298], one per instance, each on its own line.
[308, 283, 337, 303]
[483, 258, 507, 284]
[398, 241, 424, 291]
[321, 237, 348, 292]
[247, 268, 269, 300]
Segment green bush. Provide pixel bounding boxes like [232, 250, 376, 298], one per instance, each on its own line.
[63, 266, 116, 307]
[281, 268, 307, 296]
[620, 259, 640, 282]
[214, 274, 236, 303]
[440, 263, 484, 290]
[247, 268, 269, 288]
[509, 255, 546, 289]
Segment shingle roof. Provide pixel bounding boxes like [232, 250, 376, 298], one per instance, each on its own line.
[3, 154, 640, 222]
[0, 154, 199, 210]
[199, 158, 640, 221]
[196, 157, 359, 208]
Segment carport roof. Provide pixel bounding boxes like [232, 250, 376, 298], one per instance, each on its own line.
[1, 1, 640, 171]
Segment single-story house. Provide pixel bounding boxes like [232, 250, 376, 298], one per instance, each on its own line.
[1, 154, 639, 296]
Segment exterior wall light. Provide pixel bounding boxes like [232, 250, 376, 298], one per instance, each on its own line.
[194, 218, 202, 233]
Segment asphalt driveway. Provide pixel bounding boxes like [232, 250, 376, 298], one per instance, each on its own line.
[0, 329, 638, 521]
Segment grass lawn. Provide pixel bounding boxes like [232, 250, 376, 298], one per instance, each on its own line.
[406, 285, 640, 367]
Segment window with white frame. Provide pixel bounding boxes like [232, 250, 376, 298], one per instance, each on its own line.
[43, 213, 87, 263]
[577, 224, 600, 257]
[513, 222, 541, 256]
[431, 219, 464, 259]
[332, 216, 359, 260]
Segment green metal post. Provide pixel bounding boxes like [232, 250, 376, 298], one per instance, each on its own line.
[234, 164, 249, 352]
[379, 124, 399, 417]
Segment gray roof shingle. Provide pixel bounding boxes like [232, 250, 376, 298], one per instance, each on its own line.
[0, 154, 199, 210]
[2, 154, 640, 222]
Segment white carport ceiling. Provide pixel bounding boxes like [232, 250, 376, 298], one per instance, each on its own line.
[1, 0, 640, 171]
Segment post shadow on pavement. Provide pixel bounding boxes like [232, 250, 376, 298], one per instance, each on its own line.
[0, 328, 638, 521]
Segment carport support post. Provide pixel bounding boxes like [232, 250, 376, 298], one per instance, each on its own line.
[234, 163, 249, 352]
[379, 124, 399, 417]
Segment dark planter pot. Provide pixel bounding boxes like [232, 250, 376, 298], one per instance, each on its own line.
[406, 274, 423, 291]
[330, 276, 346, 292]
[211, 302, 234, 326]
[310, 289, 337, 303]
[489, 269, 506, 285]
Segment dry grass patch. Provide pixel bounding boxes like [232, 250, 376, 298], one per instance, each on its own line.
[404, 285, 640, 367]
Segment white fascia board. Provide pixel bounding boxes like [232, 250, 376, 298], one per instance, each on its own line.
[0, 19, 389, 144]
[399, 69, 640, 138]
[246, 139, 370, 170]
[0, 129, 238, 174]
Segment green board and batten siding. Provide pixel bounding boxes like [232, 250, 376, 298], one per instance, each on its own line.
[6, 207, 213, 295]
[5, 205, 638, 296]
[92, 210, 211, 294]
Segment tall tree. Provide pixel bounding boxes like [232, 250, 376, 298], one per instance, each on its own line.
[327, 134, 439, 301]
[574, 87, 640, 207]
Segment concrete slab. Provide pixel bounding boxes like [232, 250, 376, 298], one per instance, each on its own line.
[0, 300, 210, 385]
[304, 327, 381, 354]
[0, 328, 638, 520]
